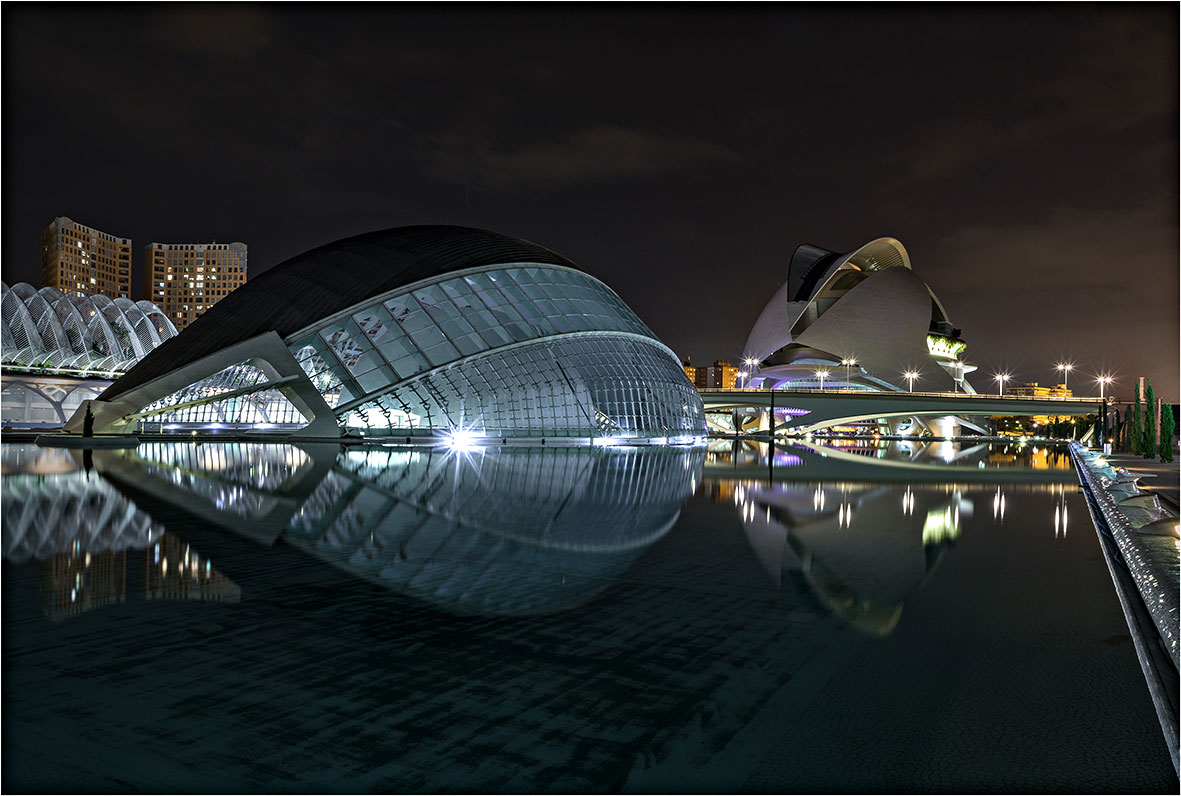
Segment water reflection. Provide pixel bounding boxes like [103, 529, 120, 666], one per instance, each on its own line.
[288, 445, 704, 615]
[705, 438, 1078, 637]
[67, 442, 704, 617]
[2, 439, 1172, 792]
[1, 445, 239, 621]
[726, 478, 972, 636]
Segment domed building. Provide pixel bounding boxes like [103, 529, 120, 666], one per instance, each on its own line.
[744, 237, 977, 394]
[67, 226, 705, 440]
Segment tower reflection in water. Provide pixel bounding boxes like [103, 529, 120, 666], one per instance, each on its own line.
[1, 445, 240, 621]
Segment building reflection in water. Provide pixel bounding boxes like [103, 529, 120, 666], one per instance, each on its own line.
[1, 445, 240, 621]
[728, 478, 972, 636]
[706, 439, 1078, 637]
[85, 441, 705, 617]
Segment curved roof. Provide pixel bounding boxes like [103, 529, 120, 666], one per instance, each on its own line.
[102, 225, 577, 401]
[1, 281, 177, 374]
[745, 237, 925, 364]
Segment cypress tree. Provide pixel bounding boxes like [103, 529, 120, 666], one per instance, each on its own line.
[1160, 403, 1175, 463]
[1130, 383, 1142, 454]
[1143, 379, 1157, 459]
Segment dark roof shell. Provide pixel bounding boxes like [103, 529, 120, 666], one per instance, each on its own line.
[102, 226, 577, 401]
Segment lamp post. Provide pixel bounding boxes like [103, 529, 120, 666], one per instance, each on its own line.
[815, 369, 829, 392]
[952, 361, 963, 394]
[994, 372, 1010, 396]
[841, 357, 857, 390]
[1097, 375, 1113, 446]
[741, 359, 760, 385]
[904, 370, 919, 393]
[1056, 363, 1073, 394]
[738, 370, 748, 389]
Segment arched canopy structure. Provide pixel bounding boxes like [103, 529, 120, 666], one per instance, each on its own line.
[1, 281, 177, 376]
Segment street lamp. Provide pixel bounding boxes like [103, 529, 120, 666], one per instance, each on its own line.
[904, 370, 919, 393]
[1097, 375, 1113, 400]
[738, 370, 748, 389]
[815, 369, 829, 391]
[952, 361, 964, 394]
[841, 357, 857, 390]
[1056, 363, 1073, 394]
[994, 372, 1010, 395]
[744, 357, 758, 388]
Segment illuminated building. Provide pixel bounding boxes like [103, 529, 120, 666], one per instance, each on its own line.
[67, 226, 705, 439]
[40, 216, 132, 299]
[999, 382, 1075, 432]
[693, 361, 738, 389]
[1006, 381, 1072, 399]
[744, 238, 977, 393]
[145, 241, 248, 330]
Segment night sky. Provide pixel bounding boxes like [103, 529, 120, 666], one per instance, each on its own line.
[4, 5, 1177, 401]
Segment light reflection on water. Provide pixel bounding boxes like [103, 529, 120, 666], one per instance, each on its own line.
[1, 439, 1172, 792]
[1, 440, 1082, 630]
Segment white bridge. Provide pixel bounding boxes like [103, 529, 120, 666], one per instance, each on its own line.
[698, 387, 1105, 435]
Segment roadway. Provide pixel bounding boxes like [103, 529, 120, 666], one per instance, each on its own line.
[698, 387, 1105, 434]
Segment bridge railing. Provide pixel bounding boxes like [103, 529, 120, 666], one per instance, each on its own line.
[697, 387, 1105, 404]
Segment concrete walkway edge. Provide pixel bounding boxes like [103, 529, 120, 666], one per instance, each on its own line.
[1071, 444, 1179, 777]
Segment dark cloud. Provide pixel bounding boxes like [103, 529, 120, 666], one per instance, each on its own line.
[473, 125, 742, 187]
[149, 4, 275, 59]
[2, 5, 1176, 400]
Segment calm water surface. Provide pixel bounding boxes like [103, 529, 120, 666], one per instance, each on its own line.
[2, 438, 1174, 792]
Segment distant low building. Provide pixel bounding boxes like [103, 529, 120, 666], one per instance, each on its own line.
[1007, 381, 1072, 398]
[145, 241, 248, 330]
[693, 360, 738, 389]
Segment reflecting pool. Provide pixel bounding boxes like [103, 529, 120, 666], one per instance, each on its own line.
[2, 439, 1174, 792]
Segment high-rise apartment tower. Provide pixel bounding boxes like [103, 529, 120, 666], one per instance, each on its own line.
[145, 241, 248, 330]
[40, 217, 133, 299]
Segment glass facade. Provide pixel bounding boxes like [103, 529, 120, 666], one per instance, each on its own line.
[88, 255, 704, 438]
[284, 264, 704, 438]
[135, 362, 309, 430]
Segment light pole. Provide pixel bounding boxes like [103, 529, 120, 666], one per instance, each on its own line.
[952, 361, 963, 394]
[1056, 363, 1073, 394]
[841, 358, 857, 390]
[994, 372, 1010, 396]
[1097, 375, 1113, 446]
[815, 369, 829, 392]
[904, 370, 919, 393]
[744, 358, 758, 389]
[738, 370, 748, 389]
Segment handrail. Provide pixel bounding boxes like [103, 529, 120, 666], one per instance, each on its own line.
[696, 387, 1104, 403]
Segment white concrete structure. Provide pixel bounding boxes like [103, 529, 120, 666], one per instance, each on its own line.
[744, 238, 976, 394]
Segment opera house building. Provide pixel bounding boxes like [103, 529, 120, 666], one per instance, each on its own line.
[744, 237, 977, 394]
[63, 226, 705, 441]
